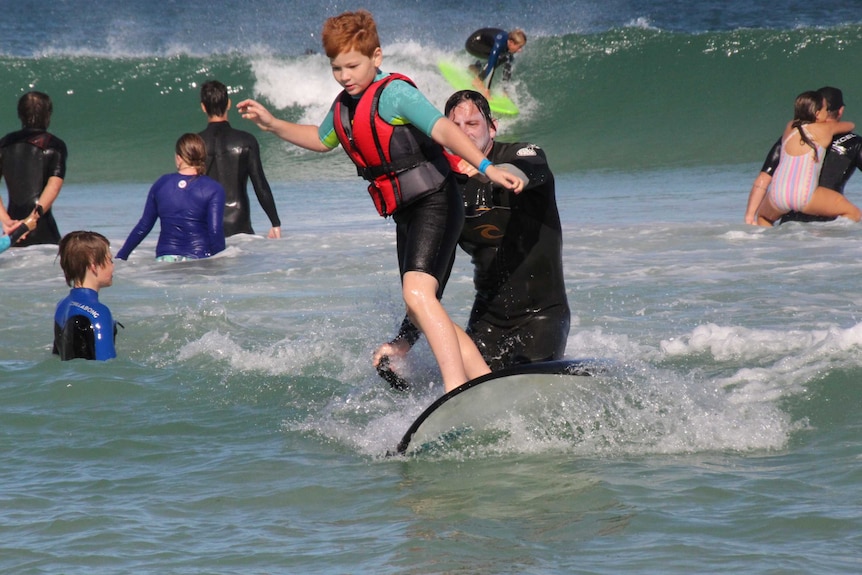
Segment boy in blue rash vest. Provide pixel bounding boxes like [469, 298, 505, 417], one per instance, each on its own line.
[53, 231, 119, 361]
[376, 90, 570, 377]
[0, 91, 66, 246]
[237, 10, 524, 393]
[465, 28, 526, 93]
[116, 134, 226, 261]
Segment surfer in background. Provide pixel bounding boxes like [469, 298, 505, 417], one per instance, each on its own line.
[116, 133, 226, 261]
[375, 89, 570, 378]
[465, 28, 526, 95]
[744, 90, 860, 226]
[748, 86, 862, 225]
[0, 91, 66, 246]
[53, 231, 119, 361]
[199, 80, 282, 239]
[237, 10, 524, 393]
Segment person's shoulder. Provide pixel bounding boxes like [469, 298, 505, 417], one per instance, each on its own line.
[154, 172, 179, 185]
[492, 141, 547, 161]
[201, 174, 226, 192]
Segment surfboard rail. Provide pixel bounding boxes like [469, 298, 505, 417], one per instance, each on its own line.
[393, 358, 607, 455]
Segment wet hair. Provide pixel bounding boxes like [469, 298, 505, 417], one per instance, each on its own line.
[509, 29, 527, 48]
[321, 10, 380, 59]
[444, 90, 494, 125]
[817, 86, 844, 116]
[200, 80, 229, 117]
[791, 90, 824, 162]
[18, 91, 53, 130]
[58, 231, 111, 287]
[176, 133, 208, 175]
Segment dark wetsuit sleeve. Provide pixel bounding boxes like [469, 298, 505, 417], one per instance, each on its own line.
[760, 138, 782, 176]
[479, 31, 508, 82]
[247, 138, 281, 228]
[852, 136, 862, 174]
[393, 314, 423, 348]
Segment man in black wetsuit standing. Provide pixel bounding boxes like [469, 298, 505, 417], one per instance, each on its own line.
[0, 91, 66, 246]
[748, 86, 862, 225]
[376, 89, 570, 375]
[199, 80, 282, 238]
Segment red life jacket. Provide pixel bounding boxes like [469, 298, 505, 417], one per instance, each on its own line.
[332, 73, 448, 217]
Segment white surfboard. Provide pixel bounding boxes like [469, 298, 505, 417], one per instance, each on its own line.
[394, 359, 607, 455]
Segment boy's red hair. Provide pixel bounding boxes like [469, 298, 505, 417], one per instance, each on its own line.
[322, 10, 380, 58]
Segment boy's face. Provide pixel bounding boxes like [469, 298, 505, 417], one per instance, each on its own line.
[330, 47, 382, 96]
[92, 252, 114, 289]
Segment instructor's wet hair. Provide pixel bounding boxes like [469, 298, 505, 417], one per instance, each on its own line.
[444, 90, 494, 125]
[176, 133, 208, 175]
[18, 91, 53, 130]
[817, 86, 844, 115]
[58, 231, 111, 287]
[201, 80, 229, 117]
[322, 10, 380, 59]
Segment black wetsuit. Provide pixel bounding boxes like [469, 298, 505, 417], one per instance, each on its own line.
[0, 128, 66, 245]
[759, 132, 862, 224]
[397, 142, 571, 371]
[465, 28, 515, 90]
[199, 121, 281, 237]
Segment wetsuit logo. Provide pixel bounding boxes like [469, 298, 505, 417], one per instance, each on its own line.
[475, 224, 503, 240]
[516, 145, 539, 157]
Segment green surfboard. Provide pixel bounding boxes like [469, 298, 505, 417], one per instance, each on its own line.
[437, 60, 519, 117]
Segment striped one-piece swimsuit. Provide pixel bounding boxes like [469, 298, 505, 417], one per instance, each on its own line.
[768, 127, 825, 212]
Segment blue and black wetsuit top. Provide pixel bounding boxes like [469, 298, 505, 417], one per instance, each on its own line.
[760, 131, 862, 224]
[53, 287, 117, 361]
[0, 128, 67, 245]
[465, 28, 515, 89]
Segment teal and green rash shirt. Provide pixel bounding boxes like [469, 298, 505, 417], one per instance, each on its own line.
[318, 70, 444, 150]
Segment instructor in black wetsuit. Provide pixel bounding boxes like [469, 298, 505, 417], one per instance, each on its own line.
[748, 86, 862, 225]
[199, 80, 282, 238]
[0, 91, 66, 246]
[376, 89, 570, 373]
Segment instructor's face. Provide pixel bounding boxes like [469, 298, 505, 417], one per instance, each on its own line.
[448, 101, 496, 154]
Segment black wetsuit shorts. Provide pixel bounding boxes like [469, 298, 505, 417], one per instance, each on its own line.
[393, 176, 464, 298]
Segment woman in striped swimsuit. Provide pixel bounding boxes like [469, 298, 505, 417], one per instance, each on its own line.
[745, 90, 860, 227]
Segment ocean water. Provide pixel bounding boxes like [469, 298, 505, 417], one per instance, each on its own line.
[2, 1, 862, 573]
